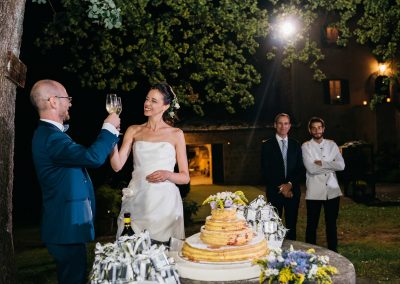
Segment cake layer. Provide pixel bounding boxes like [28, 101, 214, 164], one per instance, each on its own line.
[210, 208, 237, 220]
[200, 226, 254, 246]
[204, 216, 247, 231]
[182, 233, 268, 262]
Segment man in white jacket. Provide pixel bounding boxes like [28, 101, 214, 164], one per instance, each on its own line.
[302, 117, 345, 252]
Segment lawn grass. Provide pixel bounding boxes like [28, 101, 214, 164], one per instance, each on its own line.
[14, 185, 400, 283]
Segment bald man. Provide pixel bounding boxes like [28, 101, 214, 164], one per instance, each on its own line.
[30, 80, 120, 284]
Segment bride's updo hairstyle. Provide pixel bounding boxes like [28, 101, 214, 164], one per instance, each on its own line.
[150, 82, 180, 126]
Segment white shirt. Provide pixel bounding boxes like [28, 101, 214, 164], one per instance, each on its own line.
[40, 119, 119, 136]
[302, 138, 345, 200]
[275, 134, 288, 153]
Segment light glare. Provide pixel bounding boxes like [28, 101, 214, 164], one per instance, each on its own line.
[280, 21, 296, 38]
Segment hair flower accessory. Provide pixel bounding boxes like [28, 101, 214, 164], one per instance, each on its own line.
[253, 245, 338, 284]
[202, 191, 248, 209]
[168, 95, 179, 118]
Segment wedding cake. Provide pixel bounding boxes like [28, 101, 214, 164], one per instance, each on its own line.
[181, 191, 268, 262]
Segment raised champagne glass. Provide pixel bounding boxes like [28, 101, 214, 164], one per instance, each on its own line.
[106, 93, 117, 114]
[115, 96, 122, 115]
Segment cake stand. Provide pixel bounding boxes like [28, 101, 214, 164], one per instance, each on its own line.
[169, 233, 266, 282]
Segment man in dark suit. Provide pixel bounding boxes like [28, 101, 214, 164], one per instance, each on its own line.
[30, 80, 120, 284]
[261, 113, 305, 240]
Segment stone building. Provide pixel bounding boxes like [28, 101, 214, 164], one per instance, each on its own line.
[179, 24, 399, 185]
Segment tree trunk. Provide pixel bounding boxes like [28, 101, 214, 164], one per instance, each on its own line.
[0, 0, 26, 283]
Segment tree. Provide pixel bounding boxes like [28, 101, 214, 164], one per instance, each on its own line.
[0, 0, 26, 283]
[33, 0, 400, 114]
[264, 0, 399, 109]
[33, 0, 268, 115]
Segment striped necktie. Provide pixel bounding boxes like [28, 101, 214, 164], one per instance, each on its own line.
[281, 139, 287, 177]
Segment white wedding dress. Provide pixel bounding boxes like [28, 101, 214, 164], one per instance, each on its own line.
[116, 141, 185, 242]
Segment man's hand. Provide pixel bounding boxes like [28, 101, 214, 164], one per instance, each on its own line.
[278, 183, 293, 198]
[104, 113, 121, 130]
[314, 160, 322, 166]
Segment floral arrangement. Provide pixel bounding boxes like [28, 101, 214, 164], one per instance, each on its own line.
[253, 246, 337, 284]
[202, 191, 248, 209]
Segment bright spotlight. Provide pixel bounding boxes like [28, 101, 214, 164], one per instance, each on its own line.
[280, 20, 296, 38]
[378, 63, 387, 75]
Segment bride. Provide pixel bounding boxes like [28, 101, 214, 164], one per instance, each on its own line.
[110, 82, 190, 243]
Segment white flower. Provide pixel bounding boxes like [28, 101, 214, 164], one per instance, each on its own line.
[122, 188, 134, 201]
[169, 111, 175, 118]
[308, 264, 318, 278]
[266, 253, 277, 263]
[174, 102, 180, 109]
[265, 268, 280, 277]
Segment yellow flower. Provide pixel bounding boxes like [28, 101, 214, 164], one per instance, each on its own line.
[234, 190, 248, 203]
[278, 267, 294, 283]
[295, 273, 305, 283]
[306, 248, 315, 254]
[326, 266, 338, 274]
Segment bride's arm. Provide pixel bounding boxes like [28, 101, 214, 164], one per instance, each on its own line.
[109, 125, 136, 172]
[170, 129, 190, 184]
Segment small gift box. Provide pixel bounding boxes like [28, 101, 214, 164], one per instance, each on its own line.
[243, 196, 287, 249]
[90, 230, 180, 284]
[244, 207, 257, 222]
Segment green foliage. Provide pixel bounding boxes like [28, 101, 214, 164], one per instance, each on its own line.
[87, 0, 122, 29]
[96, 184, 122, 218]
[33, 0, 268, 115]
[265, 0, 400, 82]
[182, 198, 199, 225]
[32, 0, 400, 114]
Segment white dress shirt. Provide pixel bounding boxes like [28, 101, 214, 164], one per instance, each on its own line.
[40, 119, 119, 136]
[302, 138, 345, 200]
[275, 134, 288, 152]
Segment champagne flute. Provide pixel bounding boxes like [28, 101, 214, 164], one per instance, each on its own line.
[106, 93, 117, 114]
[115, 96, 122, 115]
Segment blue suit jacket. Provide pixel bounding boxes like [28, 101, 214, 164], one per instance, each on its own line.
[32, 121, 119, 244]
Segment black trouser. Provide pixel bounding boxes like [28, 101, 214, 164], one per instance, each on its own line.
[305, 197, 340, 252]
[267, 191, 300, 241]
[47, 243, 87, 284]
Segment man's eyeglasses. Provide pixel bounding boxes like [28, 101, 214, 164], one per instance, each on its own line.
[48, 96, 73, 102]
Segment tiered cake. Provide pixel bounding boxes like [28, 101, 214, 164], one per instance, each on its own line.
[200, 207, 253, 246]
[182, 207, 268, 262]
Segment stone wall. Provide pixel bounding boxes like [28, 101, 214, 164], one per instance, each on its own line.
[183, 126, 305, 185]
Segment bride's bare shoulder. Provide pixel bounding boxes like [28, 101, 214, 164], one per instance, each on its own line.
[125, 124, 146, 136]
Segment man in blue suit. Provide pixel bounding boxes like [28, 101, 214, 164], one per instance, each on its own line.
[30, 80, 120, 284]
[261, 113, 305, 240]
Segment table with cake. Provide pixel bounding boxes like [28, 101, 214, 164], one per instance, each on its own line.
[172, 191, 355, 284]
[90, 191, 356, 283]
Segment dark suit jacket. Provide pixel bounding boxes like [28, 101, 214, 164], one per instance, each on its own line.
[32, 121, 119, 244]
[261, 137, 305, 198]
